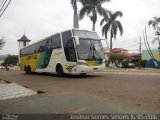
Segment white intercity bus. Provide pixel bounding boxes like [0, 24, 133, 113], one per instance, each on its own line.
[19, 29, 105, 75]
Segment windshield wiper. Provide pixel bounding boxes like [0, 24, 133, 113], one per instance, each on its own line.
[90, 41, 102, 60]
[87, 42, 95, 60]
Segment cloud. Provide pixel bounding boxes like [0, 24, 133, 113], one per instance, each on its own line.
[0, 0, 160, 55]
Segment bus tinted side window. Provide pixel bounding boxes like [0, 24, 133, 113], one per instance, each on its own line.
[20, 49, 23, 56]
[20, 34, 62, 57]
[46, 38, 51, 50]
[62, 31, 77, 62]
[51, 34, 61, 49]
[38, 41, 44, 52]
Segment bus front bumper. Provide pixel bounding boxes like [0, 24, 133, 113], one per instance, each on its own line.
[76, 64, 106, 74]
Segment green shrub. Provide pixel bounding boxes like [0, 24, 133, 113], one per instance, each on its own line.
[140, 60, 147, 68]
[3, 55, 18, 66]
[109, 54, 128, 62]
[122, 60, 128, 68]
[135, 61, 140, 67]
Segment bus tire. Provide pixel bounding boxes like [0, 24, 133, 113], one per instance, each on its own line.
[80, 73, 87, 76]
[56, 64, 64, 76]
[27, 66, 31, 75]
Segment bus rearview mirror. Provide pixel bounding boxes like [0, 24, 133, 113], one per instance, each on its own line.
[74, 36, 80, 46]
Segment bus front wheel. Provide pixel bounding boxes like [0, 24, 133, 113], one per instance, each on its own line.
[80, 73, 87, 76]
[56, 64, 64, 76]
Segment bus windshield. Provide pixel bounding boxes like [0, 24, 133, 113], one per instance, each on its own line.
[77, 39, 105, 60]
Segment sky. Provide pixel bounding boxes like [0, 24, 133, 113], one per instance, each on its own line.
[0, 0, 160, 55]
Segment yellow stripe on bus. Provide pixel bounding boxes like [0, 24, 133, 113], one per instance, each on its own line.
[20, 53, 40, 72]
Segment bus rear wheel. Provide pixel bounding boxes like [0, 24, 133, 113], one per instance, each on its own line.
[56, 64, 64, 76]
[26, 66, 31, 75]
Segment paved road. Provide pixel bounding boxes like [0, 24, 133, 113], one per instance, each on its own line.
[0, 69, 160, 113]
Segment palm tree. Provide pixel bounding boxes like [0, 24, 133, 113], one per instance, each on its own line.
[100, 11, 123, 53]
[89, 13, 97, 31]
[149, 17, 160, 59]
[149, 17, 160, 30]
[79, 0, 110, 31]
[71, 0, 79, 28]
[0, 37, 5, 50]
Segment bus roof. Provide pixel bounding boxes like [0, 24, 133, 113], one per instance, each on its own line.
[20, 29, 97, 50]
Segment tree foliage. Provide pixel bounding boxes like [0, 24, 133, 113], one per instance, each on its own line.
[149, 17, 160, 38]
[109, 53, 129, 68]
[71, 0, 79, 28]
[1, 55, 18, 66]
[79, 0, 110, 31]
[0, 37, 5, 50]
[148, 17, 160, 30]
[109, 53, 128, 62]
[100, 11, 123, 52]
[149, 16, 160, 59]
[139, 60, 147, 68]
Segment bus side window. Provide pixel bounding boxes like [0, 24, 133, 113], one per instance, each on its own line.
[37, 42, 41, 53]
[55, 34, 61, 48]
[51, 37, 55, 49]
[23, 48, 25, 56]
[45, 39, 50, 50]
[51, 34, 61, 49]
[62, 31, 77, 62]
[30, 45, 34, 55]
[34, 44, 38, 53]
[20, 50, 23, 57]
[38, 42, 43, 52]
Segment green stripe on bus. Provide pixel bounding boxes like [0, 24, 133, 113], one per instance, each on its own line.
[37, 50, 52, 68]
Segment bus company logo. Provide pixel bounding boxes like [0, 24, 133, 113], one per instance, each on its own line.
[66, 65, 75, 72]
[54, 52, 62, 57]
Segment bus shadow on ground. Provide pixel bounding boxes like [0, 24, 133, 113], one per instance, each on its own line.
[29, 72, 100, 79]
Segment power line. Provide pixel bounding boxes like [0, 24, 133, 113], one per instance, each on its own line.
[0, 0, 5, 8]
[143, 32, 153, 59]
[0, 0, 8, 13]
[145, 26, 155, 59]
[139, 36, 142, 55]
[0, 0, 11, 18]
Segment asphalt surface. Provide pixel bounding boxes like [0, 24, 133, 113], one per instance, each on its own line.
[0, 69, 160, 113]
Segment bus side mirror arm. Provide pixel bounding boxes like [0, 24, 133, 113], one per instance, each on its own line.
[72, 36, 80, 46]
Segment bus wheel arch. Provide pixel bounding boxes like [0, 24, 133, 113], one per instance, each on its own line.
[56, 63, 64, 75]
[80, 73, 87, 76]
[24, 66, 27, 71]
[24, 66, 27, 74]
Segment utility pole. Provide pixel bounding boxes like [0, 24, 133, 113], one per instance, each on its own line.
[139, 36, 142, 59]
[157, 27, 160, 59]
